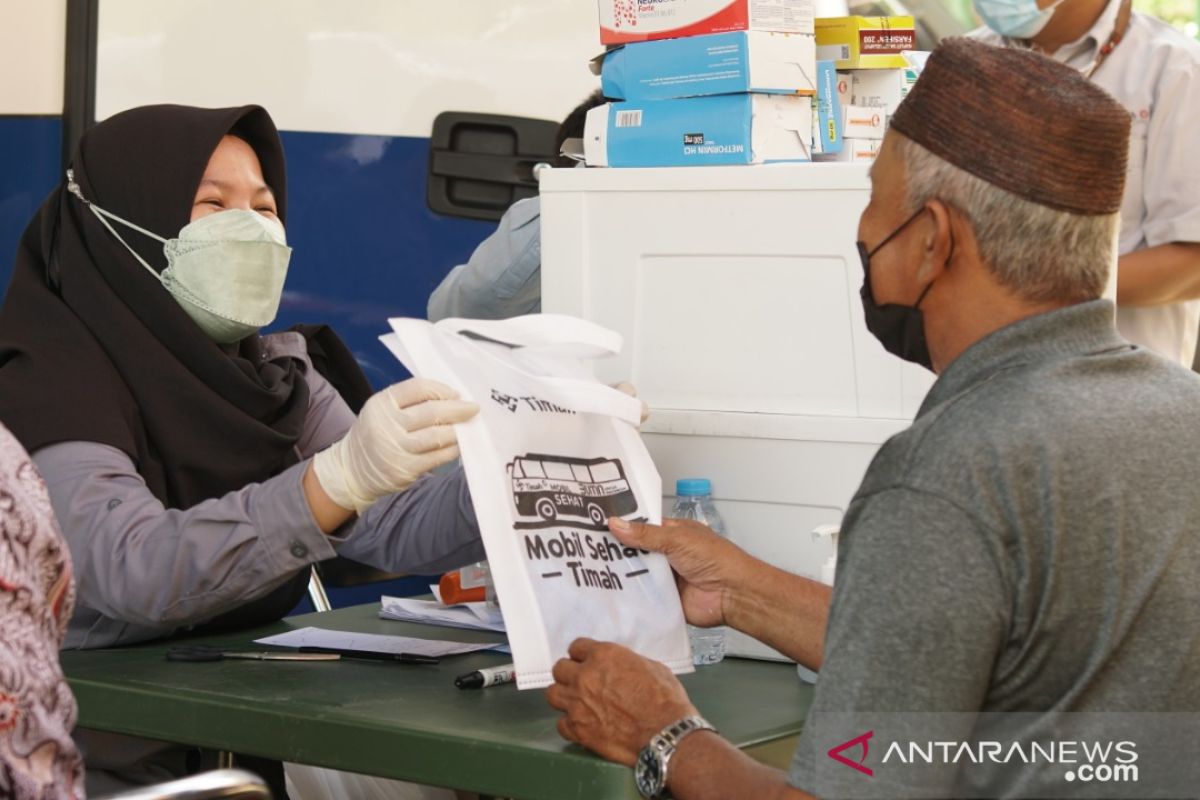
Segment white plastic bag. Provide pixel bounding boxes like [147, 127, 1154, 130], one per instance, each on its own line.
[382, 314, 692, 689]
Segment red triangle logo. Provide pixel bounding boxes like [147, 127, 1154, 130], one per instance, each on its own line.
[827, 730, 875, 777]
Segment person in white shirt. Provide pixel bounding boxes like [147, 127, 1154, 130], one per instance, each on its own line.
[972, 0, 1200, 366]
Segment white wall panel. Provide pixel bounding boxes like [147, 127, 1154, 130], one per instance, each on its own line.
[0, 0, 66, 114]
[96, 0, 601, 136]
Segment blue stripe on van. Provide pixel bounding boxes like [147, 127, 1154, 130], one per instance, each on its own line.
[273, 130, 494, 388]
[0, 116, 61, 293]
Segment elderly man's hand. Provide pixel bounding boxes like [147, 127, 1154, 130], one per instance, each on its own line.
[547, 638, 699, 766]
[608, 517, 745, 628]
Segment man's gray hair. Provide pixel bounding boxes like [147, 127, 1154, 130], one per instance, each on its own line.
[897, 136, 1119, 304]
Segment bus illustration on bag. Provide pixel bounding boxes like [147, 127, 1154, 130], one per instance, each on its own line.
[507, 453, 639, 528]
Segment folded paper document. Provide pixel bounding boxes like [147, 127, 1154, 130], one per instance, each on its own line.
[379, 594, 507, 633]
[256, 627, 506, 657]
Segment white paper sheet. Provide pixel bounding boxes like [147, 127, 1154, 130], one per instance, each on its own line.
[379, 594, 507, 633]
[255, 626, 505, 657]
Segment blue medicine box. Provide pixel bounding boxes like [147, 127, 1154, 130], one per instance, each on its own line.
[813, 59, 843, 155]
[584, 94, 813, 167]
[597, 31, 817, 101]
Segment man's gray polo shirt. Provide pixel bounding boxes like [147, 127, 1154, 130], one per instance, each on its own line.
[789, 300, 1200, 796]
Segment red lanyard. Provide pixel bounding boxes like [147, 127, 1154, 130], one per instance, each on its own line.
[1084, 0, 1133, 79]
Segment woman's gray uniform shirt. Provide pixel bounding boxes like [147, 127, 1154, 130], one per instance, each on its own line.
[34, 332, 485, 648]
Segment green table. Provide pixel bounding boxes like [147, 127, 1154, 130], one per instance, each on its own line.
[61, 604, 811, 799]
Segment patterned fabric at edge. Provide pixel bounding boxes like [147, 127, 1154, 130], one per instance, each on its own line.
[0, 421, 84, 799]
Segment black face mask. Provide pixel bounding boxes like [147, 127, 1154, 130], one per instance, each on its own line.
[858, 208, 935, 370]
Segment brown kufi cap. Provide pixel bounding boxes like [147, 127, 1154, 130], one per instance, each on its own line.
[890, 37, 1129, 215]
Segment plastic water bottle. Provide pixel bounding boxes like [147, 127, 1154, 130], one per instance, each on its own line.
[797, 525, 839, 684]
[670, 478, 728, 666]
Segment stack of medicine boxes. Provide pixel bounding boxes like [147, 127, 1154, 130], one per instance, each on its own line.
[589, 0, 837, 167]
[813, 15, 919, 163]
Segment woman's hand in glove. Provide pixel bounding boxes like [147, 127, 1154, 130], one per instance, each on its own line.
[306, 379, 479, 528]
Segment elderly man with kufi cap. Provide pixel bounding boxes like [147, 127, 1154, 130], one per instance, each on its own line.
[546, 37, 1200, 799]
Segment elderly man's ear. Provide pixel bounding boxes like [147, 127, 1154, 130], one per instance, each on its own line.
[918, 199, 958, 286]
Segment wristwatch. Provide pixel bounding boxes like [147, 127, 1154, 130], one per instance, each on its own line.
[635, 714, 717, 799]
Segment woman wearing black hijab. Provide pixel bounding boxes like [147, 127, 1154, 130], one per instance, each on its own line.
[0, 104, 485, 650]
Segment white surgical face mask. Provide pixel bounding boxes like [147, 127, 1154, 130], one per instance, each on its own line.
[66, 169, 291, 343]
[974, 0, 1066, 39]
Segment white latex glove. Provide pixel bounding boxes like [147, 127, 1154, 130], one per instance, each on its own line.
[312, 378, 479, 514]
[612, 381, 651, 425]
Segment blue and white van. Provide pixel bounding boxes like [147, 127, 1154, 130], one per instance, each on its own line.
[0, 0, 604, 387]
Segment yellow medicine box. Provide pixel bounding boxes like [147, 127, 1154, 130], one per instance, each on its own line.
[815, 16, 916, 70]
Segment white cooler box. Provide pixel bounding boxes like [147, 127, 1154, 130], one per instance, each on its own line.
[539, 164, 933, 660]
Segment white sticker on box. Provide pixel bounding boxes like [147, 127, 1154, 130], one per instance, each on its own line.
[751, 0, 815, 29]
[817, 44, 850, 62]
[616, 110, 644, 128]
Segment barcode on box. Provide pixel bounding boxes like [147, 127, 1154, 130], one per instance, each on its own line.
[616, 110, 643, 128]
[817, 44, 852, 62]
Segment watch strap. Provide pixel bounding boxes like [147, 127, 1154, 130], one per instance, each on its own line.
[654, 714, 715, 750]
[642, 715, 717, 799]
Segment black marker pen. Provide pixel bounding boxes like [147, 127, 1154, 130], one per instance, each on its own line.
[455, 663, 516, 689]
[298, 646, 440, 665]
